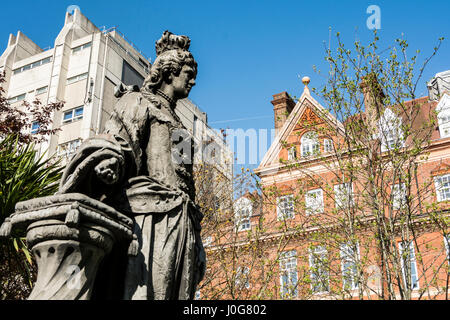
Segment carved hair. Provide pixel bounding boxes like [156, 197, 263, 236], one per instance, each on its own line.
[143, 31, 197, 93]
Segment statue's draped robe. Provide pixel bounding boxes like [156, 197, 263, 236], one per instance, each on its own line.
[59, 90, 205, 300]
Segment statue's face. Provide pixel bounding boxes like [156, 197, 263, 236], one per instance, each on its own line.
[171, 65, 196, 100]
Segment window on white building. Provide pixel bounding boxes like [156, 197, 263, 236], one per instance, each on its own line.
[235, 198, 252, 232]
[12, 57, 52, 75]
[436, 94, 450, 139]
[392, 183, 407, 210]
[57, 139, 82, 159]
[277, 195, 294, 220]
[398, 242, 419, 290]
[72, 42, 92, 54]
[334, 183, 354, 209]
[67, 73, 88, 85]
[309, 246, 329, 294]
[434, 174, 450, 202]
[62, 106, 84, 124]
[305, 188, 324, 215]
[288, 146, 297, 161]
[35, 86, 48, 95]
[7, 93, 26, 104]
[301, 131, 320, 157]
[340, 243, 359, 290]
[280, 250, 298, 299]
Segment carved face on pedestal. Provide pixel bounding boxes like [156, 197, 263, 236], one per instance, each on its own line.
[171, 64, 196, 100]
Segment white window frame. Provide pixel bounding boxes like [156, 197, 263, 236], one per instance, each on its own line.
[279, 250, 298, 299]
[288, 146, 297, 161]
[31, 121, 40, 134]
[301, 131, 320, 157]
[434, 174, 450, 202]
[436, 94, 450, 139]
[7, 93, 26, 104]
[324, 138, 333, 153]
[305, 188, 324, 215]
[62, 106, 84, 124]
[72, 42, 92, 54]
[67, 73, 88, 85]
[398, 241, 419, 290]
[379, 108, 405, 152]
[340, 242, 360, 290]
[334, 183, 354, 209]
[445, 235, 450, 265]
[392, 183, 407, 210]
[309, 246, 329, 294]
[234, 197, 252, 232]
[277, 195, 294, 220]
[35, 86, 48, 95]
[203, 236, 213, 247]
[235, 266, 250, 289]
[57, 139, 82, 159]
[12, 56, 52, 75]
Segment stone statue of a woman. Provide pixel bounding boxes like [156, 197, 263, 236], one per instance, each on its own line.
[57, 30, 206, 300]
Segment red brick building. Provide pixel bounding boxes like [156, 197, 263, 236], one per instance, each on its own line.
[250, 74, 450, 299]
[200, 72, 450, 300]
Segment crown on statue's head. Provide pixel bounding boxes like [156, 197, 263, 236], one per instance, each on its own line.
[155, 30, 191, 56]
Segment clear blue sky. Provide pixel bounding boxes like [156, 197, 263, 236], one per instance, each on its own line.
[1, 0, 449, 168]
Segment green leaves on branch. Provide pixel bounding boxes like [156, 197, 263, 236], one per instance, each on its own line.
[0, 134, 63, 299]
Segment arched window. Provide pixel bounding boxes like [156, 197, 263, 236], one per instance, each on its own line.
[301, 131, 319, 157]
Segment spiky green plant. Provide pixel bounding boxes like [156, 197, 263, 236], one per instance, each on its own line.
[0, 134, 63, 299]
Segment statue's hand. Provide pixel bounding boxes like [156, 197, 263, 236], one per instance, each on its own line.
[94, 158, 120, 185]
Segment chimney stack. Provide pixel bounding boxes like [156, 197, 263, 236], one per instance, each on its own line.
[271, 92, 295, 136]
[360, 73, 385, 130]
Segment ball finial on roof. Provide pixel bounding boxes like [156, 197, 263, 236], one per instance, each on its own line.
[302, 76, 311, 86]
[302, 76, 311, 95]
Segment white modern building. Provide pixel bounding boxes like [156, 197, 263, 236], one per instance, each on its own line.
[0, 9, 233, 183]
[428, 70, 450, 101]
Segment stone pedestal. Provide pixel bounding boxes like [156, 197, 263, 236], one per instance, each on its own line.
[0, 193, 134, 300]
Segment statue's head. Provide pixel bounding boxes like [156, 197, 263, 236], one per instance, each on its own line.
[143, 31, 197, 100]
